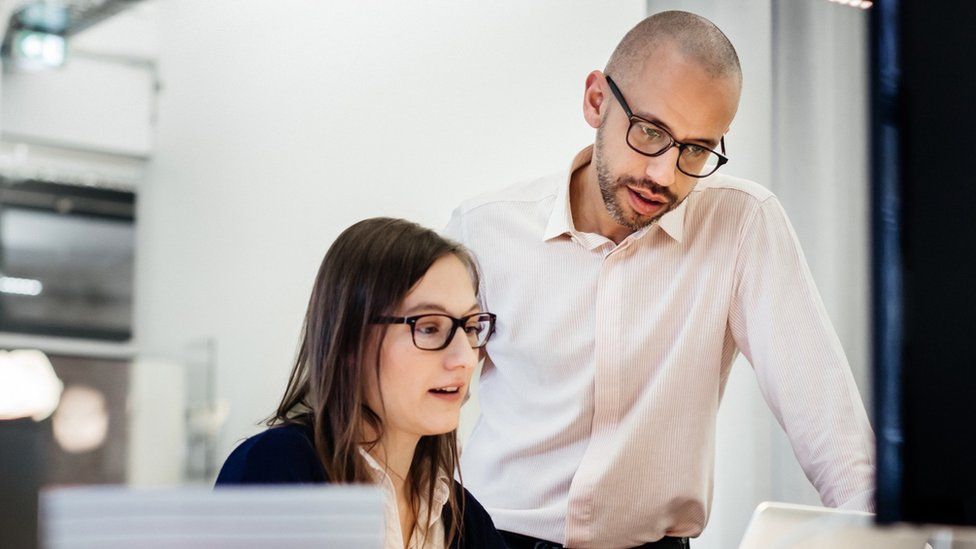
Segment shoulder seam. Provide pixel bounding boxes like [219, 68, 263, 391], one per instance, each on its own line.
[457, 189, 559, 217]
[693, 182, 774, 203]
[731, 194, 778, 267]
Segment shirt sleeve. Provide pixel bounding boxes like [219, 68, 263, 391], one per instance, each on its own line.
[443, 205, 466, 243]
[728, 196, 876, 510]
[442, 204, 492, 323]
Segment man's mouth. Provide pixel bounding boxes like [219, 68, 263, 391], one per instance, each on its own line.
[626, 186, 670, 216]
[628, 186, 669, 205]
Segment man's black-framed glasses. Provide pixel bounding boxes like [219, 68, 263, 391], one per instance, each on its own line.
[605, 75, 729, 178]
[374, 312, 496, 351]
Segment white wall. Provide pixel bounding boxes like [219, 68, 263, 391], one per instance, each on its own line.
[134, 0, 648, 483]
[2, 55, 155, 156]
[769, 0, 871, 509]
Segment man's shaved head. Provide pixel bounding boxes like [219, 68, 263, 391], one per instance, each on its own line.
[578, 11, 743, 242]
[605, 11, 741, 90]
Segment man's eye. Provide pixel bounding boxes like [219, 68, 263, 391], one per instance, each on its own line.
[684, 144, 706, 157]
[641, 126, 663, 140]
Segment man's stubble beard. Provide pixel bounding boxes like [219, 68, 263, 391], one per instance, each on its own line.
[593, 126, 690, 232]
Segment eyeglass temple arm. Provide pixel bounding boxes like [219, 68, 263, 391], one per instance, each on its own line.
[604, 75, 633, 118]
[375, 316, 410, 324]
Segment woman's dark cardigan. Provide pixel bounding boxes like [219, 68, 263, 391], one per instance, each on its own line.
[215, 423, 506, 549]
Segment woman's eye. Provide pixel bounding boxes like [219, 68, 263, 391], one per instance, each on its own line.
[464, 324, 484, 335]
[416, 324, 441, 335]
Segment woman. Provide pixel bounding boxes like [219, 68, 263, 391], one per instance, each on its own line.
[216, 217, 506, 549]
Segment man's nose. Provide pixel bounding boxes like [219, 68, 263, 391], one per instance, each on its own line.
[644, 146, 680, 187]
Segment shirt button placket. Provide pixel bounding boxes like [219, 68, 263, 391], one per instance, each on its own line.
[565, 245, 623, 546]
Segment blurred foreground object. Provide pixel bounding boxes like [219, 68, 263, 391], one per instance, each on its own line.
[739, 502, 934, 548]
[871, 0, 976, 527]
[41, 485, 384, 548]
[0, 349, 63, 420]
[0, 349, 62, 549]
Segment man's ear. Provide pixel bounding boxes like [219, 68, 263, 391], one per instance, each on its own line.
[582, 70, 608, 129]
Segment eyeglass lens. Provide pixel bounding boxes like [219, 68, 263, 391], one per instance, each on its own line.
[412, 314, 493, 350]
[627, 121, 720, 176]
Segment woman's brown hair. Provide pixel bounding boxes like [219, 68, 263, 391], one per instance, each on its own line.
[270, 217, 478, 544]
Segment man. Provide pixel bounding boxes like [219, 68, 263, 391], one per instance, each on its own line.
[445, 10, 874, 549]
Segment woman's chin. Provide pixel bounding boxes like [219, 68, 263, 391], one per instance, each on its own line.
[417, 417, 460, 437]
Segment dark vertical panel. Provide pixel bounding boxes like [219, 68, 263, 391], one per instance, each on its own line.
[871, 0, 904, 525]
[899, 0, 976, 525]
[874, 0, 976, 526]
[0, 418, 45, 549]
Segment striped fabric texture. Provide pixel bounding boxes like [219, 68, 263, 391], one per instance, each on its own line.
[444, 146, 874, 548]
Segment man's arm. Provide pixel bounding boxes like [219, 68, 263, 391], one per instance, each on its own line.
[443, 206, 466, 243]
[728, 196, 875, 510]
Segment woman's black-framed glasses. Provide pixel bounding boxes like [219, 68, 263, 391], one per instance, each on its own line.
[605, 75, 729, 178]
[374, 312, 496, 351]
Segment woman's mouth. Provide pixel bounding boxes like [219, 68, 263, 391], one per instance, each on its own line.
[428, 384, 464, 401]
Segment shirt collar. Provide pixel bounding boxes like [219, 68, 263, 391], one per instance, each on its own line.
[543, 145, 687, 245]
[542, 147, 589, 241]
[657, 197, 687, 243]
[358, 447, 452, 527]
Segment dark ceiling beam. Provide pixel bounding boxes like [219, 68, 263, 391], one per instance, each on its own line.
[64, 0, 147, 37]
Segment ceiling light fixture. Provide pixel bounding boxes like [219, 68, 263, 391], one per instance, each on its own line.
[0, 276, 44, 297]
[1, 3, 70, 70]
[826, 0, 873, 8]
